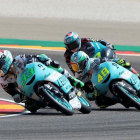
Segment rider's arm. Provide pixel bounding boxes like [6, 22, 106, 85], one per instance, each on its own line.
[37, 54, 62, 72]
[37, 54, 84, 88]
[81, 42, 95, 57]
[0, 82, 22, 103]
[96, 39, 114, 50]
[89, 57, 112, 72]
[80, 38, 114, 50]
[37, 53, 73, 74]
[49, 60, 84, 88]
[81, 38, 94, 45]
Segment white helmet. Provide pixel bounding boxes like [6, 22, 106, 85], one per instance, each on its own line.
[13, 55, 25, 75]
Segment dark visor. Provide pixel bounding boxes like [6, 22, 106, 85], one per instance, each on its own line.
[0, 58, 6, 69]
[78, 59, 87, 71]
[66, 38, 80, 50]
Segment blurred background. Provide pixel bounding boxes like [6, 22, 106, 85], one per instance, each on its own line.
[0, 1, 140, 140]
[0, 0, 140, 46]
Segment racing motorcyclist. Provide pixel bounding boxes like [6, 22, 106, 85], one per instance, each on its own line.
[64, 31, 115, 75]
[70, 51, 140, 109]
[0, 50, 84, 113]
[64, 31, 139, 100]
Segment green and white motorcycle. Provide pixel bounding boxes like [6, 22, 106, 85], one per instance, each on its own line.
[17, 62, 92, 115]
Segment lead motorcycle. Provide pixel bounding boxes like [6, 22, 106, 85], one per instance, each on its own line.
[17, 62, 92, 115]
[91, 60, 140, 110]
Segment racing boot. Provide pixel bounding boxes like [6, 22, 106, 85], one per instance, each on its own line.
[129, 67, 140, 79]
[86, 89, 98, 101]
[86, 92, 95, 101]
[84, 81, 95, 101]
[25, 98, 45, 113]
[95, 95, 118, 109]
[120, 102, 130, 109]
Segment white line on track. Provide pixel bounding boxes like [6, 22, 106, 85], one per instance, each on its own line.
[0, 46, 65, 52]
[116, 54, 140, 57]
[1, 46, 140, 56]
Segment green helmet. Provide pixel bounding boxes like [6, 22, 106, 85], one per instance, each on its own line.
[0, 50, 13, 76]
[71, 51, 90, 74]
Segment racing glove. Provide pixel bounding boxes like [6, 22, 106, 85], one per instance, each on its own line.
[113, 58, 131, 68]
[55, 68, 84, 89]
[68, 75, 85, 89]
[37, 54, 51, 62]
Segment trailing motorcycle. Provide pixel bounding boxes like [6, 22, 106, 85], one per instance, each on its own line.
[90, 42, 116, 59]
[80, 42, 117, 95]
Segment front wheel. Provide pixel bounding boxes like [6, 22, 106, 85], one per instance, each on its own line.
[38, 84, 74, 116]
[112, 80, 140, 110]
[77, 91, 92, 114]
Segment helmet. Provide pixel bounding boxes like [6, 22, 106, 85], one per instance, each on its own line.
[64, 32, 81, 52]
[13, 55, 25, 75]
[0, 50, 13, 76]
[71, 51, 90, 74]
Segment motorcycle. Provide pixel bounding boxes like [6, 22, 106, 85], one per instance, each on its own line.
[91, 60, 140, 110]
[80, 42, 117, 95]
[17, 62, 92, 115]
[91, 42, 116, 59]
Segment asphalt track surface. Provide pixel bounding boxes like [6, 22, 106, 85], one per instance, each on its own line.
[0, 18, 140, 140]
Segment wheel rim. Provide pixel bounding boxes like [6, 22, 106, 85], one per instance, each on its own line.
[120, 87, 140, 104]
[49, 91, 73, 110]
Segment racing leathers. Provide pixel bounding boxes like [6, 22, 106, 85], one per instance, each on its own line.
[0, 54, 84, 112]
[65, 38, 139, 104]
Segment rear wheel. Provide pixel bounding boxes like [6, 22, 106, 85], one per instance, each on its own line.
[38, 83, 74, 116]
[112, 80, 140, 110]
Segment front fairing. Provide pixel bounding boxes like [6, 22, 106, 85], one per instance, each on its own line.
[92, 62, 140, 96]
[17, 62, 72, 100]
[90, 42, 116, 59]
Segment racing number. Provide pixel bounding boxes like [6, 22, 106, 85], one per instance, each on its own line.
[98, 67, 109, 83]
[58, 77, 67, 87]
[21, 67, 35, 86]
[93, 52, 101, 58]
[38, 64, 45, 70]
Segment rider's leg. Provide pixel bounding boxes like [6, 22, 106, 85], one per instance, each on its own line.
[113, 58, 140, 78]
[25, 98, 46, 113]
